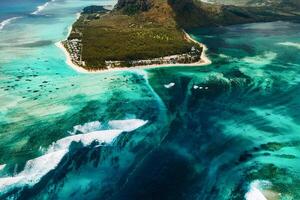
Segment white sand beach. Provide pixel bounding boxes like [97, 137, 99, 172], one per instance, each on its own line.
[55, 42, 89, 73]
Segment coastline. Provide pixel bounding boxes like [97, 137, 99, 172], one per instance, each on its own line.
[183, 30, 212, 66]
[66, 12, 81, 37]
[56, 27, 211, 74]
[55, 42, 89, 73]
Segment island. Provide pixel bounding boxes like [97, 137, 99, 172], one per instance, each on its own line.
[58, 0, 211, 72]
[58, 0, 300, 72]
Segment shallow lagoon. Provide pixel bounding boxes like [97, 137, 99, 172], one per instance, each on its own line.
[0, 0, 300, 199]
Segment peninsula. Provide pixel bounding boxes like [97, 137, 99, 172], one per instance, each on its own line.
[59, 0, 300, 72]
[59, 1, 210, 72]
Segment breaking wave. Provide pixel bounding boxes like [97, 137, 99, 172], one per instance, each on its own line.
[0, 164, 5, 172]
[278, 42, 300, 50]
[68, 121, 102, 135]
[108, 119, 148, 132]
[242, 52, 277, 66]
[31, 0, 55, 15]
[0, 150, 68, 195]
[245, 180, 273, 200]
[0, 118, 148, 196]
[0, 17, 21, 31]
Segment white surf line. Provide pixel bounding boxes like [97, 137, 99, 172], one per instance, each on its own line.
[0, 17, 22, 31]
[0, 119, 148, 195]
[68, 121, 102, 135]
[31, 0, 56, 15]
[245, 180, 273, 200]
[0, 164, 6, 171]
[108, 119, 148, 132]
[66, 12, 81, 37]
[278, 41, 300, 50]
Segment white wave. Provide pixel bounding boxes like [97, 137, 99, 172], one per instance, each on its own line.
[69, 121, 102, 135]
[0, 150, 67, 194]
[242, 52, 277, 65]
[0, 164, 6, 171]
[0, 176, 24, 193]
[245, 180, 272, 200]
[48, 129, 123, 152]
[0, 17, 21, 31]
[164, 82, 175, 88]
[198, 0, 214, 3]
[205, 72, 230, 84]
[31, 0, 55, 15]
[0, 118, 148, 194]
[219, 53, 230, 58]
[278, 42, 300, 50]
[108, 119, 148, 132]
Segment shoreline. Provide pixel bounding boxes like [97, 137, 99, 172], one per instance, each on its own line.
[56, 27, 211, 74]
[55, 42, 89, 73]
[183, 30, 212, 66]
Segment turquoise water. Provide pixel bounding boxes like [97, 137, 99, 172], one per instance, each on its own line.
[0, 0, 300, 199]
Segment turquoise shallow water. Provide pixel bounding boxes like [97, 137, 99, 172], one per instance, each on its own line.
[0, 1, 300, 199]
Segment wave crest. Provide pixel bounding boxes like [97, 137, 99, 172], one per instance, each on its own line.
[69, 121, 102, 135]
[0, 118, 148, 196]
[245, 180, 273, 200]
[0, 17, 21, 31]
[31, 0, 55, 15]
[278, 42, 300, 50]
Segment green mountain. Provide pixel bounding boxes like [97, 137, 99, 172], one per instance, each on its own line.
[168, 0, 300, 28]
[115, 0, 300, 28]
[200, 0, 300, 8]
[65, 0, 300, 69]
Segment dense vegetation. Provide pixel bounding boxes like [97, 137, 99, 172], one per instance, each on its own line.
[169, 0, 300, 28]
[82, 21, 193, 67]
[82, 5, 109, 14]
[71, 0, 197, 69]
[69, 0, 300, 69]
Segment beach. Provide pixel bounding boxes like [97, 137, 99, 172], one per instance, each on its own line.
[55, 42, 89, 73]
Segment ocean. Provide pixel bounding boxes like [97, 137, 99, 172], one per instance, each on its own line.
[0, 0, 300, 199]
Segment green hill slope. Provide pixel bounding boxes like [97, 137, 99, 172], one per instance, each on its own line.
[64, 0, 300, 70]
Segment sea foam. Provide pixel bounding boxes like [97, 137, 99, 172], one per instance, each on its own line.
[69, 121, 102, 135]
[242, 52, 277, 65]
[48, 129, 123, 152]
[245, 180, 272, 200]
[0, 17, 21, 31]
[0, 150, 67, 194]
[278, 42, 300, 50]
[108, 119, 148, 132]
[0, 118, 148, 195]
[31, 0, 55, 15]
[0, 164, 6, 171]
